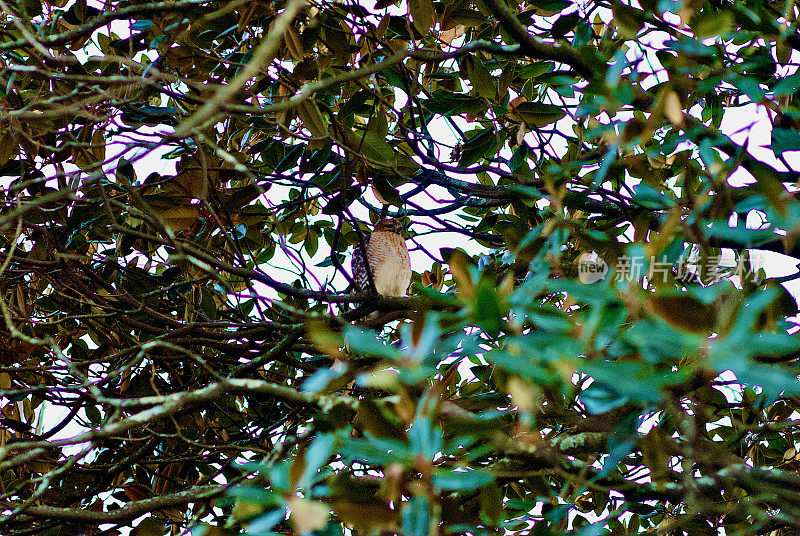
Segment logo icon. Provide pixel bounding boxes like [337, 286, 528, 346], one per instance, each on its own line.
[576, 252, 608, 284]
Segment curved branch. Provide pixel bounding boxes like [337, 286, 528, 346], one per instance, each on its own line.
[6, 484, 226, 522]
[482, 0, 598, 80]
[0, 0, 212, 52]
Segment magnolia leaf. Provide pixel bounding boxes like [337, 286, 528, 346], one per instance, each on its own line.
[333, 501, 400, 534]
[663, 90, 684, 127]
[464, 56, 496, 99]
[612, 2, 644, 38]
[175, 169, 210, 200]
[359, 131, 397, 166]
[645, 293, 717, 334]
[771, 128, 800, 156]
[284, 26, 304, 60]
[343, 326, 404, 359]
[288, 497, 330, 534]
[159, 205, 200, 232]
[409, 0, 436, 34]
[402, 496, 430, 536]
[372, 177, 403, 206]
[132, 518, 166, 536]
[511, 102, 567, 128]
[432, 468, 493, 490]
[297, 100, 329, 139]
[459, 128, 499, 166]
[729, 75, 765, 102]
[473, 278, 504, 336]
[691, 10, 733, 38]
[631, 183, 675, 209]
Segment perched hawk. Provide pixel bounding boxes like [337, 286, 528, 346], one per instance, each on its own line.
[351, 218, 411, 297]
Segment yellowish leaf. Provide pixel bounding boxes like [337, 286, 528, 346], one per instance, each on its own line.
[664, 90, 684, 127]
[288, 497, 330, 534]
[176, 169, 210, 200]
[285, 26, 304, 60]
[440, 24, 465, 44]
[332, 500, 399, 534]
[375, 14, 391, 40]
[645, 293, 717, 334]
[160, 205, 200, 233]
[307, 320, 343, 358]
[445, 249, 475, 301]
[232, 499, 262, 522]
[507, 377, 534, 413]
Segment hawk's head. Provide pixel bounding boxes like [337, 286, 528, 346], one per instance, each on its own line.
[373, 218, 402, 234]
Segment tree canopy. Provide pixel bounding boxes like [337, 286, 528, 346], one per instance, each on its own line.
[2, 0, 800, 534]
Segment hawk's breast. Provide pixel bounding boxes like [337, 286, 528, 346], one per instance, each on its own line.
[367, 231, 411, 297]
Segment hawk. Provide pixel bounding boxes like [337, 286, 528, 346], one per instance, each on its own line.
[351, 218, 411, 297]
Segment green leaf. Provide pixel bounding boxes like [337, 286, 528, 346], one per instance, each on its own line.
[432, 468, 493, 490]
[480, 481, 504, 525]
[459, 128, 499, 167]
[246, 509, 287, 534]
[409, 417, 443, 459]
[354, 399, 407, 440]
[630, 183, 675, 209]
[612, 2, 644, 38]
[372, 176, 403, 206]
[771, 128, 800, 156]
[580, 361, 688, 404]
[506, 184, 545, 200]
[486, 350, 556, 384]
[359, 131, 397, 166]
[85, 405, 102, 425]
[473, 278, 504, 336]
[323, 22, 350, 62]
[704, 221, 776, 246]
[301, 367, 344, 393]
[402, 496, 430, 536]
[414, 284, 461, 306]
[513, 102, 567, 128]
[423, 90, 488, 116]
[131, 20, 154, 31]
[343, 327, 404, 360]
[581, 385, 630, 414]
[551, 13, 581, 38]
[409, 0, 435, 33]
[665, 38, 715, 56]
[714, 354, 800, 402]
[132, 518, 166, 536]
[274, 144, 305, 174]
[451, 9, 486, 27]
[120, 105, 178, 127]
[465, 56, 496, 99]
[729, 75, 765, 102]
[691, 10, 733, 38]
[339, 436, 409, 465]
[297, 100, 329, 138]
[530, 0, 571, 14]
[517, 62, 553, 79]
[270, 462, 291, 492]
[300, 435, 335, 490]
[773, 73, 800, 96]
